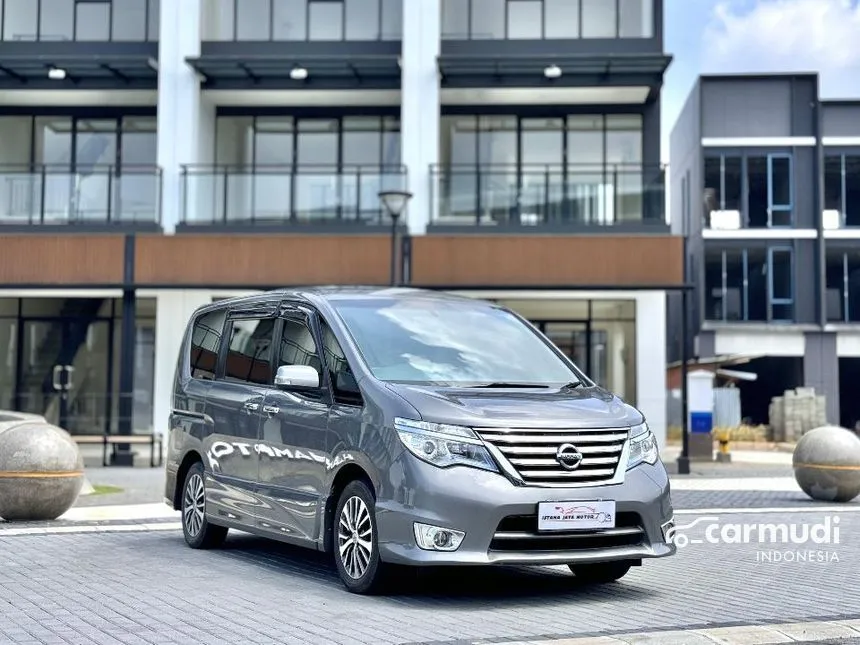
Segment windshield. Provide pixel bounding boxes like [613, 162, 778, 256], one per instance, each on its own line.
[331, 298, 581, 386]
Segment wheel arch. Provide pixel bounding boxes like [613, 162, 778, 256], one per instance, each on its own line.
[172, 450, 204, 510]
[322, 463, 375, 553]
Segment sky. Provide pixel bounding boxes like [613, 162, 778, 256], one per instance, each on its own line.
[662, 0, 860, 160]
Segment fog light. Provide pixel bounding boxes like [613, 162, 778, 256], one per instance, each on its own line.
[413, 522, 465, 552]
[661, 518, 675, 542]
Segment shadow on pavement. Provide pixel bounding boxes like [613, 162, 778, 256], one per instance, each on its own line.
[186, 532, 657, 606]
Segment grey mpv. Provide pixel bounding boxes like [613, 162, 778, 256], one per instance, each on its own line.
[164, 288, 675, 594]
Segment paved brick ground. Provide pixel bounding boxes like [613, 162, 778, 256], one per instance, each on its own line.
[1, 509, 857, 645]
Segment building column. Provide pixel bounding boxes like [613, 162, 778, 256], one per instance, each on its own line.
[635, 291, 668, 448]
[803, 331, 839, 424]
[152, 291, 213, 439]
[157, 0, 214, 233]
[401, 0, 441, 235]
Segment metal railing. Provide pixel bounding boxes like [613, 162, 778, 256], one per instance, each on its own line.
[181, 164, 409, 225]
[0, 165, 162, 225]
[431, 164, 665, 227]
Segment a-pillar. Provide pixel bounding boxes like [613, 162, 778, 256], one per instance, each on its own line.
[152, 291, 213, 441]
[401, 0, 441, 235]
[157, 0, 215, 233]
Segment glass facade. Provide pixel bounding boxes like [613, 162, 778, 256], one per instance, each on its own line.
[441, 0, 653, 40]
[704, 247, 796, 323]
[497, 299, 637, 403]
[0, 0, 159, 41]
[435, 113, 659, 225]
[0, 115, 159, 224]
[0, 297, 156, 436]
[184, 115, 403, 224]
[703, 152, 795, 229]
[203, 0, 403, 41]
[824, 154, 860, 228]
[826, 249, 860, 322]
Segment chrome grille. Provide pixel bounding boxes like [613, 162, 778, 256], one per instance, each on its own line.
[476, 426, 629, 486]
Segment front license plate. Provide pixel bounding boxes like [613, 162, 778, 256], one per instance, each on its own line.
[538, 500, 616, 531]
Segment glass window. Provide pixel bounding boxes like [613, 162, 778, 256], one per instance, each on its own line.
[296, 119, 338, 165]
[581, 0, 616, 38]
[826, 251, 845, 322]
[272, 0, 306, 40]
[442, 0, 469, 38]
[0, 116, 33, 165]
[845, 156, 860, 227]
[345, 0, 379, 40]
[770, 156, 792, 208]
[34, 117, 72, 166]
[619, 0, 651, 38]
[725, 250, 745, 321]
[39, 0, 74, 41]
[277, 318, 320, 370]
[309, 0, 344, 40]
[746, 248, 767, 321]
[331, 298, 581, 385]
[112, 0, 147, 41]
[747, 157, 768, 228]
[847, 252, 860, 322]
[380, 0, 401, 39]
[567, 115, 604, 168]
[381, 117, 401, 166]
[507, 0, 542, 39]
[724, 157, 742, 211]
[120, 117, 157, 164]
[704, 157, 722, 220]
[545, 0, 580, 38]
[225, 318, 275, 385]
[254, 118, 295, 165]
[319, 320, 359, 402]
[770, 248, 794, 321]
[478, 116, 517, 166]
[237, 0, 271, 39]
[75, 1, 111, 40]
[606, 115, 642, 166]
[3, 0, 38, 40]
[825, 156, 844, 213]
[204, 0, 235, 40]
[343, 117, 381, 166]
[147, 0, 159, 40]
[470, 0, 504, 39]
[190, 310, 226, 381]
[75, 119, 117, 172]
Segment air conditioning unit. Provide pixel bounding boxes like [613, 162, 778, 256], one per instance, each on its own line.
[709, 210, 741, 230]
[823, 209, 842, 230]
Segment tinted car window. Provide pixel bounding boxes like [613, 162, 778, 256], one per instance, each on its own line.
[224, 318, 275, 385]
[319, 320, 359, 401]
[278, 318, 321, 373]
[190, 309, 226, 381]
[331, 298, 579, 386]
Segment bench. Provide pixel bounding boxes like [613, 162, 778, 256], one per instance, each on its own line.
[73, 434, 164, 468]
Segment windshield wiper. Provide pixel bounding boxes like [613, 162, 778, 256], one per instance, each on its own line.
[561, 381, 584, 389]
[465, 382, 551, 389]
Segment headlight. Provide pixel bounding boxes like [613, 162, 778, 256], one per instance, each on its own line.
[394, 418, 498, 472]
[627, 422, 659, 469]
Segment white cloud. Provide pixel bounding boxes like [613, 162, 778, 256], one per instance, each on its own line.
[702, 0, 860, 97]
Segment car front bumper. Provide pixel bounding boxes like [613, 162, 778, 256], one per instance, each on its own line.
[375, 455, 675, 566]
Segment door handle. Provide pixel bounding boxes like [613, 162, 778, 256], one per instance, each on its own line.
[52, 365, 63, 391]
[262, 405, 280, 416]
[243, 401, 260, 412]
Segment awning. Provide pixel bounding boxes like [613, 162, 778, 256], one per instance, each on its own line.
[0, 54, 158, 89]
[185, 54, 401, 90]
[437, 53, 672, 89]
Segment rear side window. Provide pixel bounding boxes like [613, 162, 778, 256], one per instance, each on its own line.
[224, 318, 276, 385]
[190, 309, 226, 381]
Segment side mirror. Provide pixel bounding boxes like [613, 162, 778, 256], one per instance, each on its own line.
[274, 364, 320, 390]
[335, 371, 360, 395]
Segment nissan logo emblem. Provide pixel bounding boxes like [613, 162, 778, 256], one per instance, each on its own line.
[556, 443, 584, 471]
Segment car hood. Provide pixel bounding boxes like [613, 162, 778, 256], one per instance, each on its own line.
[384, 383, 641, 429]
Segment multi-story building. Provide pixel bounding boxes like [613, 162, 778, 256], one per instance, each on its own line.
[670, 72, 860, 428]
[0, 0, 681, 463]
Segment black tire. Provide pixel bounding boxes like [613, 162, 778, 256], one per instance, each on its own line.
[181, 462, 228, 549]
[569, 560, 632, 584]
[332, 480, 390, 594]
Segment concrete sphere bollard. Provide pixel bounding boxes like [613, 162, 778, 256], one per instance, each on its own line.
[793, 426, 860, 503]
[0, 416, 85, 521]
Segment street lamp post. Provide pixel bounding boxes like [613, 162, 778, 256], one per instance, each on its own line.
[378, 190, 413, 286]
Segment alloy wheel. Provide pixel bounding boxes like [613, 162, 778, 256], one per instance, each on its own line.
[337, 495, 373, 579]
[183, 472, 205, 537]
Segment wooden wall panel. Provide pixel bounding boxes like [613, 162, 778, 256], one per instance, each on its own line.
[0, 235, 124, 284]
[410, 236, 684, 287]
[135, 235, 392, 286]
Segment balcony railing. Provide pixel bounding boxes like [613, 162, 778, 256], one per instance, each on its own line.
[0, 165, 162, 226]
[431, 164, 665, 227]
[181, 165, 408, 226]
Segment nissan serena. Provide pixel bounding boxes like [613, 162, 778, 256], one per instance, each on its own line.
[164, 288, 675, 594]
